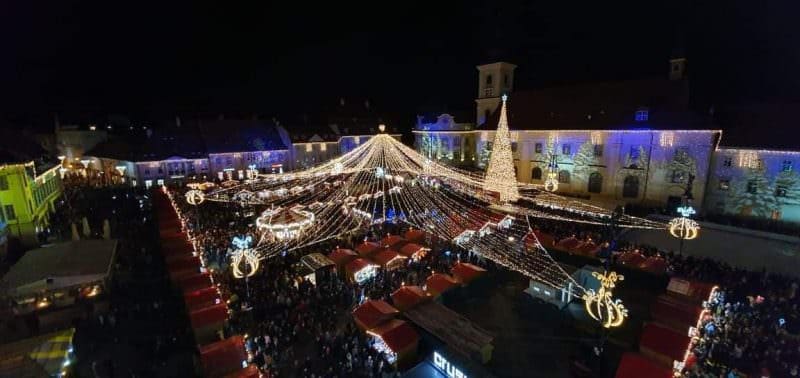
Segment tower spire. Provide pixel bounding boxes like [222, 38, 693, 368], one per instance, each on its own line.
[484, 94, 519, 202]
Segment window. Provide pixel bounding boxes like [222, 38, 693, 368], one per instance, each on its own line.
[561, 144, 571, 155]
[503, 74, 509, 86]
[671, 170, 686, 183]
[722, 157, 732, 167]
[511, 142, 518, 153]
[486, 74, 493, 85]
[746, 180, 758, 194]
[535, 143, 543, 154]
[718, 179, 730, 191]
[588, 172, 603, 193]
[593, 144, 603, 157]
[776, 186, 788, 197]
[157, 168, 163, 174]
[0, 176, 7, 190]
[484, 87, 493, 97]
[531, 167, 543, 180]
[782, 160, 793, 172]
[623, 176, 639, 198]
[635, 109, 649, 122]
[4, 205, 15, 220]
[558, 170, 571, 184]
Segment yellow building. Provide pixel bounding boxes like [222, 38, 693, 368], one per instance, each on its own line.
[0, 161, 63, 247]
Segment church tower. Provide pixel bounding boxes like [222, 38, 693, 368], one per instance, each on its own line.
[475, 62, 517, 126]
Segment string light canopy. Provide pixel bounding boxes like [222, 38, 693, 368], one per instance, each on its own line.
[197, 122, 668, 323]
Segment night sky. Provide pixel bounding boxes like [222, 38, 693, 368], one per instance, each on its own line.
[1, 0, 798, 130]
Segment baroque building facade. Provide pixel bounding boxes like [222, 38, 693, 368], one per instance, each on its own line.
[415, 60, 800, 223]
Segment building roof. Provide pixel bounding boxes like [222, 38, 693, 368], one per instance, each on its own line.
[300, 253, 335, 271]
[404, 301, 494, 363]
[2, 240, 117, 298]
[368, 319, 419, 352]
[355, 241, 381, 257]
[199, 119, 290, 153]
[88, 123, 207, 161]
[0, 328, 74, 378]
[479, 78, 714, 131]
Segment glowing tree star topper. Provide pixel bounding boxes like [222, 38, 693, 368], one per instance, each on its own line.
[582, 271, 628, 328]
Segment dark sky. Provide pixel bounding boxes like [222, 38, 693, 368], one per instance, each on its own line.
[1, 0, 799, 127]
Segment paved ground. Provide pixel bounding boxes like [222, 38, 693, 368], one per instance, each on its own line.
[621, 218, 800, 276]
[444, 270, 641, 378]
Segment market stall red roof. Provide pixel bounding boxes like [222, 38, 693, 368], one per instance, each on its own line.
[178, 273, 214, 294]
[352, 300, 400, 330]
[640, 256, 668, 275]
[371, 249, 405, 267]
[200, 335, 247, 377]
[380, 234, 406, 248]
[391, 286, 430, 311]
[167, 255, 201, 275]
[398, 243, 427, 258]
[184, 287, 222, 312]
[368, 319, 419, 355]
[190, 303, 229, 330]
[404, 229, 426, 243]
[617, 251, 647, 268]
[355, 242, 381, 257]
[451, 262, 487, 284]
[425, 273, 459, 297]
[556, 236, 581, 252]
[345, 258, 375, 277]
[614, 352, 671, 378]
[328, 248, 358, 266]
[576, 242, 601, 257]
[639, 323, 690, 367]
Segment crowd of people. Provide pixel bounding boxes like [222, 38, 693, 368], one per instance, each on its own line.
[172, 188, 482, 377]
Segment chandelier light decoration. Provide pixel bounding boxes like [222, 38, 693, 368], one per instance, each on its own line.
[185, 189, 205, 205]
[483, 94, 520, 202]
[231, 235, 259, 279]
[669, 206, 700, 240]
[582, 271, 628, 328]
[544, 153, 559, 192]
[198, 120, 669, 323]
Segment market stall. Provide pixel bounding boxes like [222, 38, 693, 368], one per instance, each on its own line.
[371, 249, 406, 271]
[352, 300, 400, 331]
[380, 234, 406, 249]
[355, 241, 381, 258]
[328, 248, 358, 274]
[451, 262, 487, 285]
[199, 335, 249, 377]
[366, 319, 419, 368]
[614, 352, 671, 378]
[184, 287, 223, 312]
[298, 253, 335, 286]
[390, 285, 430, 311]
[190, 303, 230, 345]
[345, 258, 379, 284]
[398, 243, 429, 261]
[425, 273, 459, 298]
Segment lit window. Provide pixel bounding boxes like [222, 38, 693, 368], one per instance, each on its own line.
[718, 179, 730, 191]
[659, 132, 674, 147]
[305, 144, 312, 153]
[722, 157, 732, 167]
[635, 109, 649, 122]
[320, 143, 327, 152]
[738, 151, 759, 169]
[782, 160, 793, 172]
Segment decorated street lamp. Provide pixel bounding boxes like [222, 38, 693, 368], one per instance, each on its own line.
[544, 153, 559, 192]
[582, 271, 628, 328]
[231, 235, 259, 279]
[668, 173, 700, 254]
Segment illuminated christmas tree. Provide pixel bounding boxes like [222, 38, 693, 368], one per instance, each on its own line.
[484, 94, 520, 202]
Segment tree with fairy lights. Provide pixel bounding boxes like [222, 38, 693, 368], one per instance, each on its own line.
[483, 94, 520, 202]
[573, 140, 598, 182]
[727, 167, 779, 218]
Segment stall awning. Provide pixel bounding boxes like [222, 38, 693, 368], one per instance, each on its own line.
[451, 262, 487, 284]
[355, 242, 381, 257]
[353, 300, 399, 330]
[328, 248, 358, 265]
[404, 229, 426, 243]
[398, 243, 428, 258]
[184, 287, 222, 312]
[425, 273, 459, 296]
[391, 286, 430, 311]
[371, 249, 405, 267]
[200, 335, 247, 377]
[368, 319, 419, 353]
[380, 234, 406, 248]
[190, 303, 229, 330]
[178, 273, 214, 294]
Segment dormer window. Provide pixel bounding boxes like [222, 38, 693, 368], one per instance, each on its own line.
[635, 108, 649, 122]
